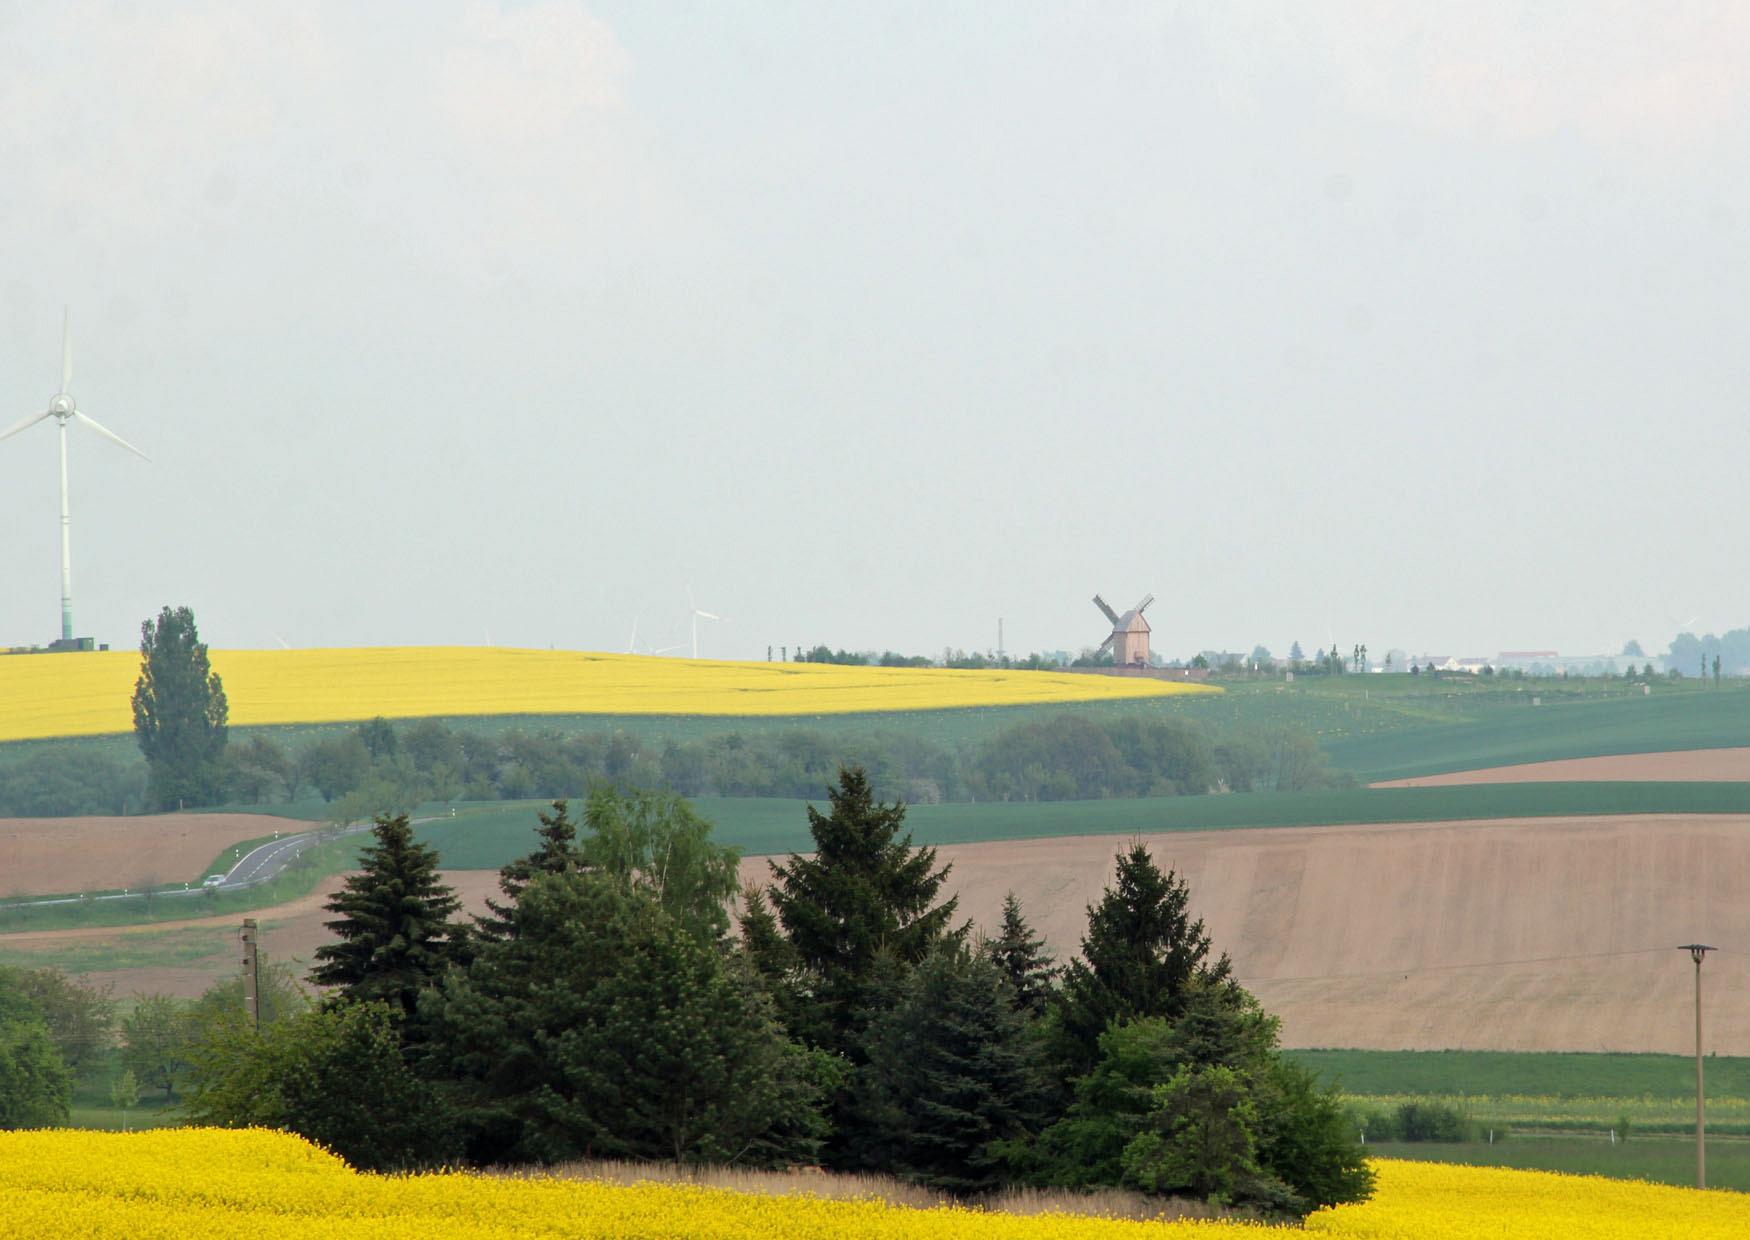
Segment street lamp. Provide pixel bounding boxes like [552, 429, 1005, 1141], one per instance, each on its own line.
[1680, 943, 1714, 1189]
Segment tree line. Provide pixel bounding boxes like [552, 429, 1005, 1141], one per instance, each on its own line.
[1, 709, 1343, 820]
[167, 772, 1369, 1219]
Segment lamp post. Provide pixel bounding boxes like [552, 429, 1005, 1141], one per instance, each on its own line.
[1680, 943, 1714, 1189]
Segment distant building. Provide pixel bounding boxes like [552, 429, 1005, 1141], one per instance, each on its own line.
[1093, 593, 1154, 667]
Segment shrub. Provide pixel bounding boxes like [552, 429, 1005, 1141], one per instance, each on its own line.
[1393, 1100, 1474, 1143]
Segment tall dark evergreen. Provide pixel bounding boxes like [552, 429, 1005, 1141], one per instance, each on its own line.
[131, 605, 229, 809]
[476, 800, 584, 942]
[857, 947, 1047, 1194]
[311, 814, 464, 1018]
[765, 766, 965, 1051]
[425, 871, 827, 1167]
[988, 892, 1057, 1016]
[1051, 842, 1233, 1076]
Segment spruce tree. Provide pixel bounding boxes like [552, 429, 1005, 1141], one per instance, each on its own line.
[1050, 842, 1232, 1076]
[312, 814, 463, 1018]
[988, 892, 1057, 1016]
[425, 871, 826, 1167]
[857, 946, 1046, 1194]
[766, 766, 965, 1053]
[476, 800, 584, 942]
[131, 605, 229, 809]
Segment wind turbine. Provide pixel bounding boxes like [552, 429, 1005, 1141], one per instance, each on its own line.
[687, 588, 721, 659]
[0, 309, 149, 643]
[627, 613, 685, 656]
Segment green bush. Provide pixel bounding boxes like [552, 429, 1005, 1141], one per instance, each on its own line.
[1394, 1100, 1474, 1142]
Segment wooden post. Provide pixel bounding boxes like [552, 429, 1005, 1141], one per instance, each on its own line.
[240, 919, 261, 1032]
[1684, 944, 1713, 1189]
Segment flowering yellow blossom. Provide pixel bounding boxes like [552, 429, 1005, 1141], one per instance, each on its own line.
[1305, 1158, 1750, 1239]
[3, 1131, 1745, 1239]
[0, 647, 1214, 742]
[0, 1128, 1257, 1239]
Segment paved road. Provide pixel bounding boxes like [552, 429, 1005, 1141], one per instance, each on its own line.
[0, 819, 387, 911]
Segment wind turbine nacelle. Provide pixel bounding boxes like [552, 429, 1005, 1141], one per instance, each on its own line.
[49, 394, 74, 416]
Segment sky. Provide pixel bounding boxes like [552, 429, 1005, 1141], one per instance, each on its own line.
[1, 2, 1747, 663]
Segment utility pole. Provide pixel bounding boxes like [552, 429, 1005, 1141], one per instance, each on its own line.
[1681, 943, 1714, 1188]
[240, 918, 261, 1033]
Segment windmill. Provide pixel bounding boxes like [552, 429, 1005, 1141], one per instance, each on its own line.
[0, 309, 149, 646]
[688, 588, 721, 659]
[1093, 592, 1154, 666]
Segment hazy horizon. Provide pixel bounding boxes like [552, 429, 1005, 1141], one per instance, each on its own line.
[2, 4, 1746, 663]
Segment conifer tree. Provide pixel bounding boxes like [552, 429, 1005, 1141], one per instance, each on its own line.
[476, 800, 583, 942]
[857, 947, 1046, 1194]
[425, 871, 826, 1167]
[765, 766, 964, 1053]
[1050, 842, 1232, 1076]
[312, 814, 463, 1018]
[988, 891, 1057, 1016]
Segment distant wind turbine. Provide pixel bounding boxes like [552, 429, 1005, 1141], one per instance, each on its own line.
[627, 612, 685, 656]
[0, 309, 150, 643]
[688, 587, 721, 659]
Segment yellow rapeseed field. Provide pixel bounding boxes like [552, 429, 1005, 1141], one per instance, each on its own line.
[3, 1130, 1747, 1239]
[0, 647, 1215, 742]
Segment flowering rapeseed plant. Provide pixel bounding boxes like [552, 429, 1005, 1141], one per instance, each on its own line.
[0, 647, 1214, 741]
[2, 1130, 1743, 1239]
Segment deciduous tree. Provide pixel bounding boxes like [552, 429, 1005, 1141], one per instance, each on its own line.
[131, 605, 229, 809]
[120, 994, 195, 1103]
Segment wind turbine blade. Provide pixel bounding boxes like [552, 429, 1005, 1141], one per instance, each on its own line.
[0, 410, 53, 442]
[696, 610, 721, 621]
[61, 307, 72, 395]
[73, 411, 151, 461]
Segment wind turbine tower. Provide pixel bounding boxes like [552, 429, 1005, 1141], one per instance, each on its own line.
[687, 588, 721, 659]
[0, 309, 150, 647]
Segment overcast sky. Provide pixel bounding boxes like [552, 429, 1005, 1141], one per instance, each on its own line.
[1, 3, 1746, 662]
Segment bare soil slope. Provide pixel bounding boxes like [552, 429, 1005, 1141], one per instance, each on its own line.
[1374, 747, 1750, 787]
[745, 815, 1750, 1055]
[12, 815, 1749, 1055]
[0, 814, 309, 896]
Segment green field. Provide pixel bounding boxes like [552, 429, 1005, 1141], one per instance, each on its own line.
[1290, 1048, 1750, 1136]
[1291, 1048, 1750, 1101]
[14, 674, 1750, 792]
[415, 782, 1750, 870]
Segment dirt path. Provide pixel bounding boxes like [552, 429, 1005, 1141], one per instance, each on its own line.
[0, 813, 308, 897]
[1373, 747, 1750, 787]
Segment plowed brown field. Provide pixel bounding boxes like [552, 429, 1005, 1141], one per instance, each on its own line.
[0, 814, 308, 896]
[1373, 747, 1750, 787]
[9, 814, 1749, 1055]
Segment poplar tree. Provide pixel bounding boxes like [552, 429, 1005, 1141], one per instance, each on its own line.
[131, 605, 229, 809]
[312, 814, 463, 1018]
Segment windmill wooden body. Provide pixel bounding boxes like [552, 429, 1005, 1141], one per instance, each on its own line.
[1093, 593, 1154, 666]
